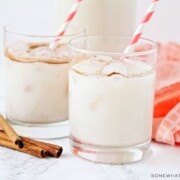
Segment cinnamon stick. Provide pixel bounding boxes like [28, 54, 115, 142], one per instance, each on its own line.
[0, 115, 23, 148]
[21, 137, 63, 158]
[0, 138, 47, 158]
[0, 130, 63, 158]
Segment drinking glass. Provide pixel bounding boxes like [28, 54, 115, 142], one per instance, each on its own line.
[69, 36, 157, 164]
[4, 22, 85, 138]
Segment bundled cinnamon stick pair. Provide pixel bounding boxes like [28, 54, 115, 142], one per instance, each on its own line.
[0, 114, 63, 158]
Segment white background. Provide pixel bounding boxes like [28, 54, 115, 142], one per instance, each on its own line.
[0, 0, 179, 47]
[137, 0, 180, 43]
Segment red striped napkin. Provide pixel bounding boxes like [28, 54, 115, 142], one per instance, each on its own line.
[154, 42, 180, 145]
[136, 42, 180, 145]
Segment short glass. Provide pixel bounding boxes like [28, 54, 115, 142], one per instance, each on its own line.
[4, 22, 85, 138]
[69, 36, 157, 164]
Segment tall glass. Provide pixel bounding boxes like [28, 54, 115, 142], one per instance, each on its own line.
[69, 36, 157, 164]
[4, 22, 84, 138]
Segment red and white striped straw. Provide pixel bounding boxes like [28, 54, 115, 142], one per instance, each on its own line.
[124, 0, 159, 53]
[50, 0, 83, 48]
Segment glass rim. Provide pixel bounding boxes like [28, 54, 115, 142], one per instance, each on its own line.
[3, 21, 85, 38]
[69, 35, 158, 57]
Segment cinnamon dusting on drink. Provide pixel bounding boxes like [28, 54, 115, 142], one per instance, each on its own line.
[71, 57, 154, 78]
[5, 42, 69, 64]
[107, 72, 123, 77]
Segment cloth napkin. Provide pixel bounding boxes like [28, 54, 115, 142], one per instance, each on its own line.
[153, 42, 180, 145]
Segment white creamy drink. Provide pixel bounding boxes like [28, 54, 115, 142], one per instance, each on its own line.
[5, 41, 70, 124]
[69, 57, 155, 147]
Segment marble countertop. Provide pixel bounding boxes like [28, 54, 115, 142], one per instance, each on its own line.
[0, 62, 180, 180]
[0, 138, 180, 180]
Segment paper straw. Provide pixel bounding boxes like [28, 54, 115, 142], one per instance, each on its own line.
[50, 0, 83, 48]
[124, 0, 159, 53]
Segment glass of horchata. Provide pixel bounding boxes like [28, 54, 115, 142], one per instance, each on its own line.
[4, 22, 84, 138]
[69, 36, 157, 164]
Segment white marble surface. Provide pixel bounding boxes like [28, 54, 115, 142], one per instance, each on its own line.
[0, 138, 180, 180]
[0, 63, 180, 180]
